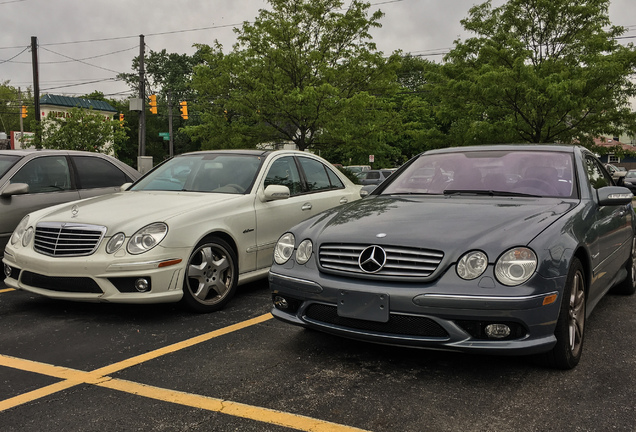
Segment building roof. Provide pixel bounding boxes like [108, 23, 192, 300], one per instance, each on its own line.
[39, 94, 117, 113]
[593, 137, 635, 152]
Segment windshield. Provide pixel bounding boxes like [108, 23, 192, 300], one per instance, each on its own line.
[381, 150, 575, 198]
[625, 171, 636, 179]
[0, 154, 21, 178]
[131, 153, 263, 194]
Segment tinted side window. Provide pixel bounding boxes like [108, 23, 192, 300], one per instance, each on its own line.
[264, 156, 303, 195]
[326, 167, 345, 189]
[73, 156, 128, 189]
[585, 156, 611, 190]
[366, 172, 380, 180]
[10, 156, 72, 193]
[298, 157, 332, 192]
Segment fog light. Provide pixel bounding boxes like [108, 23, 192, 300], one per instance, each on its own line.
[273, 295, 289, 310]
[485, 323, 511, 339]
[4, 263, 11, 278]
[134, 278, 150, 292]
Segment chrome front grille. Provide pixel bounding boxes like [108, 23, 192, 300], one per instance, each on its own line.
[319, 243, 444, 280]
[34, 222, 106, 257]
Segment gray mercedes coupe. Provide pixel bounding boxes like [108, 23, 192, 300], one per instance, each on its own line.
[269, 144, 636, 369]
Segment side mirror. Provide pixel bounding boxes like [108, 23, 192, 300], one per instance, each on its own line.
[1, 182, 29, 197]
[120, 182, 133, 191]
[597, 186, 633, 206]
[264, 185, 290, 201]
[359, 185, 377, 198]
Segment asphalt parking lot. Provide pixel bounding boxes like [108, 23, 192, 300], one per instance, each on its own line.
[1, 279, 635, 432]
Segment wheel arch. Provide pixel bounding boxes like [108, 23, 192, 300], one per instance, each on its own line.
[572, 246, 592, 299]
[197, 230, 239, 259]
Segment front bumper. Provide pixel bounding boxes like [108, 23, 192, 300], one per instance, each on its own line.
[3, 245, 188, 304]
[269, 267, 565, 356]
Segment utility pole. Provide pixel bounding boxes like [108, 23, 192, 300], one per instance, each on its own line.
[168, 91, 174, 157]
[18, 87, 24, 147]
[138, 34, 146, 157]
[31, 37, 40, 122]
[31, 36, 41, 146]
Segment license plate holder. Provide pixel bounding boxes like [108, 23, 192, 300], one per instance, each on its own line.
[337, 290, 389, 323]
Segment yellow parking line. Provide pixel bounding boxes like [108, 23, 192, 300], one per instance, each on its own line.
[0, 345, 369, 431]
[0, 313, 369, 431]
[94, 313, 273, 376]
[0, 288, 15, 293]
[100, 378, 369, 432]
[0, 381, 78, 412]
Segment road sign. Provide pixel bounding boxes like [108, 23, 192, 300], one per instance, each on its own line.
[159, 132, 169, 137]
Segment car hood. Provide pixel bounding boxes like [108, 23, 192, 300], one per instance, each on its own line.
[29, 191, 246, 230]
[303, 195, 578, 258]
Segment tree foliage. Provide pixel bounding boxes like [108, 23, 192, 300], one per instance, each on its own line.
[188, 0, 401, 161]
[0, 82, 33, 137]
[437, 0, 636, 145]
[41, 107, 127, 156]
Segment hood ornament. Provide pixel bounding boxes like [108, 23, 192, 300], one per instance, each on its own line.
[71, 205, 79, 218]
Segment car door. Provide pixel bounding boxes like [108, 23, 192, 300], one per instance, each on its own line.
[585, 155, 632, 297]
[1, 155, 80, 247]
[254, 155, 309, 269]
[254, 154, 354, 269]
[296, 155, 354, 214]
[72, 155, 134, 199]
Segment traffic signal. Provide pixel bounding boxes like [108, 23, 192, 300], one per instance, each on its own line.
[119, 113, 124, 126]
[149, 94, 157, 114]
[21, 105, 27, 118]
[180, 101, 188, 120]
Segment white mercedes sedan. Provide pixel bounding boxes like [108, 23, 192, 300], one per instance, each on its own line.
[3, 150, 360, 312]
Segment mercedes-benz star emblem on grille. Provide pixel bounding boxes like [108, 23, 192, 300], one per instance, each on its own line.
[358, 245, 387, 273]
[71, 205, 79, 218]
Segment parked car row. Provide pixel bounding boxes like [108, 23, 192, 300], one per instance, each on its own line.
[4, 145, 635, 370]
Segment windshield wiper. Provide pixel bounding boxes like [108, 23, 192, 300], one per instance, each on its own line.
[443, 189, 541, 198]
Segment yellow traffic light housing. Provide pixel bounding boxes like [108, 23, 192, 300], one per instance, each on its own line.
[149, 94, 158, 114]
[180, 101, 188, 120]
[119, 113, 124, 126]
[21, 105, 27, 118]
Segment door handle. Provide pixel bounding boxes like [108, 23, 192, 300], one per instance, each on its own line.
[339, 197, 349, 204]
[301, 203, 312, 211]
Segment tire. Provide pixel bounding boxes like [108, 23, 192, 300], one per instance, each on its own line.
[541, 257, 586, 370]
[181, 237, 238, 313]
[612, 236, 636, 295]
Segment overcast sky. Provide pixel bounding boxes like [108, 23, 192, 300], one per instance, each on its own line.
[1, 0, 635, 99]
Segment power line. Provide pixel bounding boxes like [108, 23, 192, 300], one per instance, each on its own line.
[0, 46, 28, 64]
[40, 46, 124, 75]
[7, 45, 138, 65]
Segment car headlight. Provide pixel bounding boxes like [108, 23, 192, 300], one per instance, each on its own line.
[457, 250, 488, 280]
[274, 233, 295, 265]
[495, 247, 537, 286]
[106, 232, 126, 254]
[127, 223, 168, 255]
[10, 215, 30, 246]
[296, 239, 313, 265]
[22, 227, 34, 247]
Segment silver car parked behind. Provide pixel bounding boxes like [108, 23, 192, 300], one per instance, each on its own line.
[0, 149, 140, 256]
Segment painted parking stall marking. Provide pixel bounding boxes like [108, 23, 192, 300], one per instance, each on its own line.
[0, 311, 369, 432]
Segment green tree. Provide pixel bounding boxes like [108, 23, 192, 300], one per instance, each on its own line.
[119, 50, 201, 161]
[438, 0, 636, 145]
[188, 0, 401, 159]
[0, 82, 33, 137]
[41, 107, 128, 156]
